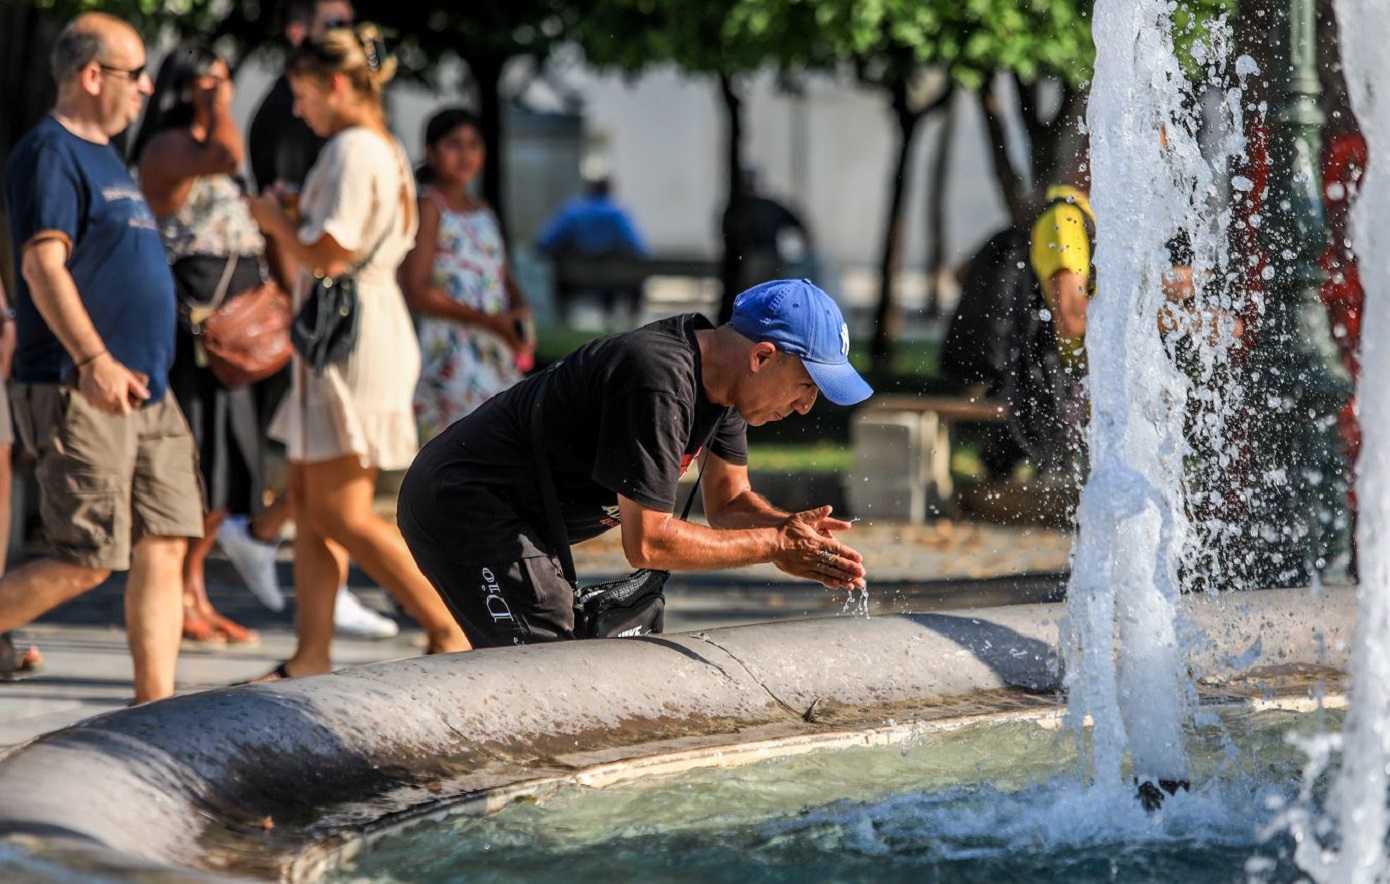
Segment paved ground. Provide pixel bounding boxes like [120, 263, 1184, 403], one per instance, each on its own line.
[0, 518, 1072, 750]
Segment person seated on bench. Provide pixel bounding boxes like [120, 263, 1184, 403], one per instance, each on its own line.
[537, 172, 648, 325]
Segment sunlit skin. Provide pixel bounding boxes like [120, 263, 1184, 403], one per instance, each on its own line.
[399, 120, 533, 354]
[245, 70, 383, 277]
[287, 73, 338, 139]
[94, 26, 152, 138]
[732, 348, 820, 426]
[427, 124, 487, 196]
[610, 325, 867, 593]
[241, 49, 472, 678]
[6, 13, 183, 704]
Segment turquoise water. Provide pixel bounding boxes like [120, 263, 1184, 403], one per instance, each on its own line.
[331, 705, 1337, 883]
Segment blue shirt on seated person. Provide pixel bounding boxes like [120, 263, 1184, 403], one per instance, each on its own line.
[536, 176, 647, 260]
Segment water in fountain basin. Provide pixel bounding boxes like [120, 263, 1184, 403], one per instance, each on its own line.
[328, 706, 1336, 884]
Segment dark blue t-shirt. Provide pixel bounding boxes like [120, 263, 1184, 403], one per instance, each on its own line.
[4, 116, 175, 401]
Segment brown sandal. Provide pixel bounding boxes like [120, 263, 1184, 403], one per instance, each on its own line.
[208, 612, 260, 647]
[182, 607, 227, 645]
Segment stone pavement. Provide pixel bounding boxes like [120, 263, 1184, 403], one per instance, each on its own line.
[0, 518, 1072, 750]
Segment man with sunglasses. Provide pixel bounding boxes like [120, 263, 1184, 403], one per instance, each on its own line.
[0, 13, 205, 700]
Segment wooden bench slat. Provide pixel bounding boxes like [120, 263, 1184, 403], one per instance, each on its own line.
[864, 394, 1009, 423]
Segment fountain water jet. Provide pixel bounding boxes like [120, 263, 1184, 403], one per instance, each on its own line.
[1067, 0, 1242, 809]
[1283, 0, 1390, 879]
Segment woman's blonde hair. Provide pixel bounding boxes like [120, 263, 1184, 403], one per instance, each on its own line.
[288, 22, 397, 102]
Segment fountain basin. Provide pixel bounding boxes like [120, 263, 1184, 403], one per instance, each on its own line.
[0, 586, 1354, 881]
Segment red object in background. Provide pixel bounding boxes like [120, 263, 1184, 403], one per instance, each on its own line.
[1320, 128, 1368, 518]
[1220, 121, 1365, 559]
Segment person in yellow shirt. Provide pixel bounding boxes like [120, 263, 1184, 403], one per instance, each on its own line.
[1030, 180, 1095, 377]
[1023, 154, 1236, 476]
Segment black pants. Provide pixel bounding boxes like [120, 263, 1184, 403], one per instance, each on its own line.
[397, 474, 576, 648]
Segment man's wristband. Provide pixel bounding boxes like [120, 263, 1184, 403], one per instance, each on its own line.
[75, 349, 106, 370]
[0, 306, 14, 324]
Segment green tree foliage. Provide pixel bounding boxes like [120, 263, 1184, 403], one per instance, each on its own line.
[4, 0, 575, 216]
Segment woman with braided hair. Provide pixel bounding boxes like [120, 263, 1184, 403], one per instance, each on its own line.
[245, 23, 471, 680]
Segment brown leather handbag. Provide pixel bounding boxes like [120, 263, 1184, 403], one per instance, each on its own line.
[189, 256, 293, 389]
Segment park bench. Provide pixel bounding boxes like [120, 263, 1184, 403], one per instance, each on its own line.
[552, 253, 721, 321]
[847, 393, 1010, 523]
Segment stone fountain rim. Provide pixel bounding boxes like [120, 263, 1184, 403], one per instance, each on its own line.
[0, 586, 1356, 882]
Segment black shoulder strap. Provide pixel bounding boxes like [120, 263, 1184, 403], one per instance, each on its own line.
[531, 402, 704, 586]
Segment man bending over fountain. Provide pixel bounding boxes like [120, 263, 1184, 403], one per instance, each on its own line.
[398, 278, 871, 647]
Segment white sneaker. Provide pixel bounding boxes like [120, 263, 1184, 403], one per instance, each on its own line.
[218, 516, 285, 612]
[334, 587, 400, 639]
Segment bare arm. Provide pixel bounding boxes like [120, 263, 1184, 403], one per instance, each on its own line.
[698, 452, 791, 529]
[138, 79, 241, 218]
[1045, 269, 1090, 340]
[21, 239, 148, 414]
[399, 197, 528, 349]
[245, 191, 354, 277]
[616, 453, 866, 590]
[0, 277, 13, 381]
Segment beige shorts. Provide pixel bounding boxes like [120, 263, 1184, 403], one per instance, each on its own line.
[0, 382, 12, 447]
[11, 383, 206, 570]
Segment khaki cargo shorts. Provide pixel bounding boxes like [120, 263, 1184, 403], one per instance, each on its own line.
[0, 383, 12, 447]
[11, 383, 205, 570]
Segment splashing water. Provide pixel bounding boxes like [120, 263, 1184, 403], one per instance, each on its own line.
[1279, 1, 1390, 879]
[1065, 0, 1242, 801]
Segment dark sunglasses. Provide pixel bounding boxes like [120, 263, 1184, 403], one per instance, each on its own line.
[321, 17, 355, 29]
[97, 62, 147, 82]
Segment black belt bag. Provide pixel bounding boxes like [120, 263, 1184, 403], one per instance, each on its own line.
[530, 405, 702, 639]
[574, 567, 669, 638]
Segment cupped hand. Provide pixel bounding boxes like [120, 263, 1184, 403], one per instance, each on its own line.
[772, 506, 867, 591]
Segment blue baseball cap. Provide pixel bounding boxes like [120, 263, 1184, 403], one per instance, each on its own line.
[730, 279, 874, 406]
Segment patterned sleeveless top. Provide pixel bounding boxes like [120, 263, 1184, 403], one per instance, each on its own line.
[157, 174, 264, 260]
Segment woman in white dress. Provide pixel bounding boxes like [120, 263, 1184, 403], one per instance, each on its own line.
[246, 24, 471, 678]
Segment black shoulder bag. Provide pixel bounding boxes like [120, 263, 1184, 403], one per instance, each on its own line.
[530, 404, 703, 639]
[292, 203, 398, 374]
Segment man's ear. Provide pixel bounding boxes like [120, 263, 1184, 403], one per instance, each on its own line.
[749, 342, 777, 373]
[286, 22, 308, 47]
[78, 61, 103, 97]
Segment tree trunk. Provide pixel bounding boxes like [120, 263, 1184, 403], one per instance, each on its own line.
[923, 94, 956, 320]
[978, 80, 1029, 225]
[0, 4, 60, 287]
[869, 79, 925, 374]
[717, 71, 746, 324]
[469, 53, 508, 233]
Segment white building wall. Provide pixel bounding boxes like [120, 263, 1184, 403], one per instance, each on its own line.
[231, 54, 1016, 312]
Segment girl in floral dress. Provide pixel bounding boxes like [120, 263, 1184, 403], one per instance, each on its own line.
[400, 108, 533, 444]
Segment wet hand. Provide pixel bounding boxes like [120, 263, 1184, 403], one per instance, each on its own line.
[774, 507, 867, 591]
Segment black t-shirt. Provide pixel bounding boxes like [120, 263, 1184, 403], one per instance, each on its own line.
[406, 314, 748, 560]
